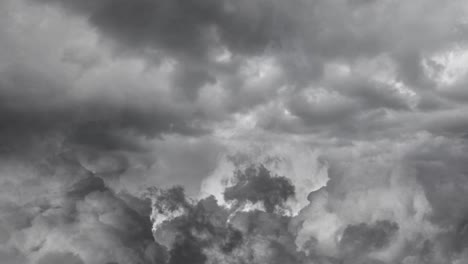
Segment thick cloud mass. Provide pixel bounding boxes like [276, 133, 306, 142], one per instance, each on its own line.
[2, 0, 468, 263]
[339, 220, 399, 261]
[224, 164, 295, 213]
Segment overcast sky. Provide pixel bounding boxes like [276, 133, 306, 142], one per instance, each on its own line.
[2, 0, 468, 263]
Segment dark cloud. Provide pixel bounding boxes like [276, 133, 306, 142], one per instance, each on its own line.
[7, 0, 468, 143]
[37, 0, 291, 57]
[149, 181, 305, 264]
[171, 64, 216, 101]
[224, 164, 295, 213]
[149, 188, 242, 264]
[0, 63, 207, 159]
[66, 175, 106, 199]
[339, 220, 399, 257]
[0, 147, 161, 264]
[335, 79, 412, 111]
[2, 0, 468, 263]
[33, 0, 296, 105]
[404, 138, 468, 226]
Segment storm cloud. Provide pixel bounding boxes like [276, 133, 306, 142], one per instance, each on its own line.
[2, 0, 468, 263]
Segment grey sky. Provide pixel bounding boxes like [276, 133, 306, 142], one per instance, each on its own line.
[1, 0, 468, 263]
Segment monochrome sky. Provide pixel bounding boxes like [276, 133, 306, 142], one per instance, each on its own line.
[2, 0, 468, 263]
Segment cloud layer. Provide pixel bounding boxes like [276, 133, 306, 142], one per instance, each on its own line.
[2, 0, 468, 263]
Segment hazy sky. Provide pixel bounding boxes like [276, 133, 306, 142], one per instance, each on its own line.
[2, 0, 468, 263]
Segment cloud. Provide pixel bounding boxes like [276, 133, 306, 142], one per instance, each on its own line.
[2, 0, 468, 263]
[0, 63, 207, 154]
[2, 0, 467, 144]
[32, 0, 468, 136]
[36, 0, 292, 57]
[339, 220, 399, 261]
[197, 134, 468, 263]
[224, 164, 295, 213]
[0, 147, 160, 264]
[36, 252, 84, 264]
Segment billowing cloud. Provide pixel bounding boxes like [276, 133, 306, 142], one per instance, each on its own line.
[2, 0, 468, 263]
[223, 164, 295, 213]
